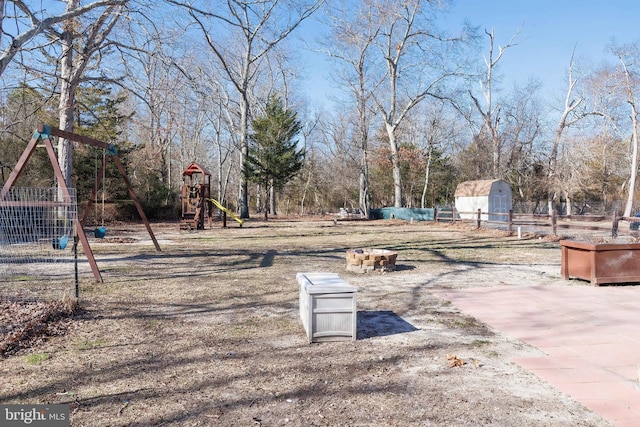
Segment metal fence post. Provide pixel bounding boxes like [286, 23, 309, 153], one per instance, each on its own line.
[477, 208, 481, 229]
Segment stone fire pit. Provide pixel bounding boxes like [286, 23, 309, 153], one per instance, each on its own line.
[346, 248, 397, 273]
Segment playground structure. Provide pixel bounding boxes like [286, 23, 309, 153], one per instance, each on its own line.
[180, 162, 243, 229]
[1, 124, 161, 283]
[180, 162, 212, 230]
[208, 198, 244, 227]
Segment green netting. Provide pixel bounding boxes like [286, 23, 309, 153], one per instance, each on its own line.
[369, 207, 435, 221]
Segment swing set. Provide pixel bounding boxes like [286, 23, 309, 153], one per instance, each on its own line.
[92, 147, 107, 239]
[0, 124, 161, 283]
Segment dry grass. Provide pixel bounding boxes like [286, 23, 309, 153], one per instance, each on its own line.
[0, 219, 610, 426]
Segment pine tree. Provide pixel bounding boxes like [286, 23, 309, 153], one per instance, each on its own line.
[73, 84, 132, 208]
[0, 84, 56, 187]
[245, 96, 304, 220]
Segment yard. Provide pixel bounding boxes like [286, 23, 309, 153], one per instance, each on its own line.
[0, 219, 609, 426]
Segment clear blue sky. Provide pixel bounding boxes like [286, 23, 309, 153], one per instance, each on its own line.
[301, 0, 640, 108]
[445, 0, 638, 91]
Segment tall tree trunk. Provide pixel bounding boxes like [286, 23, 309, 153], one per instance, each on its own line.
[263, 186, 269, 221]
[618, 56, 640, 218]
[0, 1, 5, 48]
[269, 183, 276, 216]
[491, 127, 500, 178]
[358, 163, 369, 217]
[624, 110, 639, 217]
[256, 184, 262, 213]
[216, 133, 223, 204]
[385, 123, 402, 208]
[358, 115, 371, 218]
[300, 169, 311, 216]
[57, 0, 80, 188]
[421, 144, 433, 208]
[239, 93, 249, 218]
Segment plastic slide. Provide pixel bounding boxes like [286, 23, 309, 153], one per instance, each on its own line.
[208, 198, 244, 226]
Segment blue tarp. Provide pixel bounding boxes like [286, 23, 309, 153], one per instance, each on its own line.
[369, 207, 435, 221]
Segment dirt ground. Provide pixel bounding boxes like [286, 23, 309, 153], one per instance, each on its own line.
[0, 218, 612, 426]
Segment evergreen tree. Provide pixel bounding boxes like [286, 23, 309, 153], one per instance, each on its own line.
[245, 96, 304, 220]
[73, 85, 129, 205]
[0, 84, 56, 187]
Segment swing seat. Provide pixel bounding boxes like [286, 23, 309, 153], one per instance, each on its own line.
[52, 235, 69, 250]
[94, 226, 107, 238]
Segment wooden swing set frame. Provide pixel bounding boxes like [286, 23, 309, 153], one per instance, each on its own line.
[0, 124, 161, 283]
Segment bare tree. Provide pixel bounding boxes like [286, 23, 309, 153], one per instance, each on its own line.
[206, 80, 239, 207]
[296, 111, 320, 215]
[371, 0, 467, 208]
[169, 0, 322, 218]
[119, 17, 187, 199]
[50, 0, 127, 186]
[498, 80, 545, 208]
[610, 42, 640, 218]
[324, 1, 382, 217]
[0, 0, 125, 78]
[547, 49, 605, 215]
[577, 132, 628, 209]
[318, 109, 362, 210]
[414, 101, 457, 208]
[468, 27, 522, 179]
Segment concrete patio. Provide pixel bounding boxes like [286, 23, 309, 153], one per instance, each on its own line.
[432, 283, 640, 427]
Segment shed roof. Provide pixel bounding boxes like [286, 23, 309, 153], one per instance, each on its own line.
[454, 179, 505, 197]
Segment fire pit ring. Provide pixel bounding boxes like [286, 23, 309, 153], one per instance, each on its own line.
[346, 248, 397, 273]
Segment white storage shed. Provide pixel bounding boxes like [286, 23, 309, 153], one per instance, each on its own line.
[454, 179, 512, 221]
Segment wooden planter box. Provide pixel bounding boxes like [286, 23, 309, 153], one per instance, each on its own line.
[560, 240, 640, 285]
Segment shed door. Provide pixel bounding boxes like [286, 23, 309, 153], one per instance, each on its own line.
[491, 194, 508, 221]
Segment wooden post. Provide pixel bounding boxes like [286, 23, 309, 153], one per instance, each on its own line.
[508, 209, 513, 235]
[42, 137, 103, 283]
[111, 155, 161, 251]
[552, 210, 557, 236]
[1, 133, 40, 197]
[477, 208, 481, 229]
[612, 209, 619, 238]
[222, 211, 227, 228]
